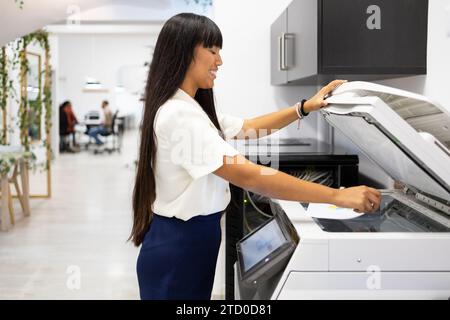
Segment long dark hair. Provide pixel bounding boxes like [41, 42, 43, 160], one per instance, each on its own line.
[130, 13, 224, 246]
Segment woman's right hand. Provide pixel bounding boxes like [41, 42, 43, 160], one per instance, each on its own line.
[332, 186, 381, 213]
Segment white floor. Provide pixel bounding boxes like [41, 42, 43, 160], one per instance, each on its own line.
[0, 130, 225, 299]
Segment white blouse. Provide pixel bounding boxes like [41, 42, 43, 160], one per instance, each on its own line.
[152, 88, 244, 220]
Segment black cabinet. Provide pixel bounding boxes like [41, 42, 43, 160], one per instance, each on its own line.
[271, 0, 428, 85]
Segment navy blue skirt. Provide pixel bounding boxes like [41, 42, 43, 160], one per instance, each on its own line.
[136, 212, 222, 300]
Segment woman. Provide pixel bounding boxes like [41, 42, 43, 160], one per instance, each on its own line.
[65, 101, 79, 147]
[131, 13, 381, 300]
[59, 102, 69, 152]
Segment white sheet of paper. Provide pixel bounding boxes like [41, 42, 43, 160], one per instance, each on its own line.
[306, 203, 365, 220]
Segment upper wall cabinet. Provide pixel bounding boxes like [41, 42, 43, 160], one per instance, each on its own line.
[271, 0, 429, 85]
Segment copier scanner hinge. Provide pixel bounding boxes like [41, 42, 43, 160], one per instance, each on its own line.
[415, 192, 450, 217]
[401, 184, 450, 216]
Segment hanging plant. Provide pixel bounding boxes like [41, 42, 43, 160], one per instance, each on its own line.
[1, 28, 52, 197]
[185, 0, 213, 7]
[43, 38, 53, 171]
[0, 47, 7, 144]
[0, 42, 22, 146]
[19, 30, 53, 170]
[18, 37, 29, 150]
[14, 0, 24, 9]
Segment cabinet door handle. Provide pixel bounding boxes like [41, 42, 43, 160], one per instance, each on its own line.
[286, 33, 295, 69]
[280, 32, 287, 70]
[278, 35, 283, 71]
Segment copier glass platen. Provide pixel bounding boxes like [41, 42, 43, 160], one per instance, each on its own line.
[235, 82, 450, 300]
[314, 191, 450, 233]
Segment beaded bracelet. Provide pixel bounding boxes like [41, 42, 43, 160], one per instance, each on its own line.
[295, 99, 308, 129]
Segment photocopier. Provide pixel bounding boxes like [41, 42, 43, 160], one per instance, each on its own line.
[234, 81, 450, 300]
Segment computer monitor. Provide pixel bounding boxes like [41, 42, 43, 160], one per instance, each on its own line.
[236, 207, 299, 286]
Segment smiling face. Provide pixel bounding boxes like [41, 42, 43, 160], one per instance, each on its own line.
[185, 44, 223, 90]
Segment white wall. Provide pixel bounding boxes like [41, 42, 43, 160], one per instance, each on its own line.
[56, 33, 158, 125]
[213, 0, 324, 142]
[213, 0, 450, 188]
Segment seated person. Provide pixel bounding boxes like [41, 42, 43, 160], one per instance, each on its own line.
[59, 101, 70, 152]
[88, 100, 113, 146]
[65, 101, 79, 147]
[59, 101, 79, 152]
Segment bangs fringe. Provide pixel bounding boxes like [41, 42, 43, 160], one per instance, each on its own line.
[199, 17, 222, 48]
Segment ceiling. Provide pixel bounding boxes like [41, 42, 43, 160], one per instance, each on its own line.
[0, 0, 212, 45]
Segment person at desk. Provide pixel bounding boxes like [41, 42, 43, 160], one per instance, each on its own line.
[65, 101, 79, 148]
[59, 101, 78, 152]
[87, 100, 113, 146]
[59, 102, 69, 152]
[130, 13, 381, 300]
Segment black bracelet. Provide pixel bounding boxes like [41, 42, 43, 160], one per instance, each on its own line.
[300, 99, 309, 117]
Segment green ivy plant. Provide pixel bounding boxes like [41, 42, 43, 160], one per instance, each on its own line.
[186, 0, 213, 6]
[0, 150, 35, 176]
[14, 0, 24, 9]
[0, 44, 21, 146]
[19, 30, 53, 170]
[18, 38, 29, 150]
[0, 47, 7, 145]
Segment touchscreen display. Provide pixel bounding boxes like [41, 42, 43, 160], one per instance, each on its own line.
[240, 219, 287, 272]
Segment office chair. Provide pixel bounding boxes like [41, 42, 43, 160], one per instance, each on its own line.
[83, 111, 101, 151]
[93, 110, 122, 154]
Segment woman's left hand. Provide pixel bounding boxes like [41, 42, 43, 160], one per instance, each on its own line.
[304, 79, 347, 113]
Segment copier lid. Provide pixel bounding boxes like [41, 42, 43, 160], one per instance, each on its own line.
[322, 81, 450, 202]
